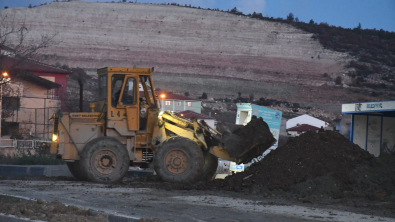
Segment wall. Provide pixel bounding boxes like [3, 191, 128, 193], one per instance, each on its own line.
[352, 114, 395, 157]
[353, 115, 367, 151]
[382, 117, 395, 154]
[4, 98, 60, 139]
[35, 72, 68, 96]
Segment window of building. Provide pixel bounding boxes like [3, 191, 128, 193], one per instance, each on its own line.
[177, 101, 182, 106]
[165, 101, 171, 106]
[187, 102, 192, 107]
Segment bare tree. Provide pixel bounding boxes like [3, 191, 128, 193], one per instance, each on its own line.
[0, 11, 59, 84]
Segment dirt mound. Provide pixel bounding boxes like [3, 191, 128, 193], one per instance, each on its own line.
[223, 116, 276, 163]
[0, 195, 109, 222]
[222, 131, 373, 191]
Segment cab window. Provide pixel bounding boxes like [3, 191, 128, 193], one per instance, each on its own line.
[140, 76, 157, 107]
[121, 78, 136, 105]
[111, 74, 124, 107]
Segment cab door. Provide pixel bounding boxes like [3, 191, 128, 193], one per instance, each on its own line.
[108, 74, 140, 133]
[119, 77, 139, 131]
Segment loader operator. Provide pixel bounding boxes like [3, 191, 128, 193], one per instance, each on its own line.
[112, 78, 135, 107]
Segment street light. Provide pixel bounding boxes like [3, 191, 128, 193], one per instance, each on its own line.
[0, 71, 10, 145]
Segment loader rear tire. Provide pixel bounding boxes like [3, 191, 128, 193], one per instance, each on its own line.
[201, 151, 218, 181]
[154, 137, 204, 182]
[66, 161, 86, 180]
[80, 137, 129, 183]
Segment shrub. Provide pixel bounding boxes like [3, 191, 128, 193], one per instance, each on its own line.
[335, 76, 342, 85]
[0, 148, 62, 165]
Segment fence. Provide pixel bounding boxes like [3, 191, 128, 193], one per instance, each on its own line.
[0, 139, 53, 149]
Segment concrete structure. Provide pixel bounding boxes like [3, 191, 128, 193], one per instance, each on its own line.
[342, 100, 395, 157]
[286, 114, 329, 130]
[286, 124, 321, 136]
[160, 93, 201, 113]
[176, 110, 216, 129]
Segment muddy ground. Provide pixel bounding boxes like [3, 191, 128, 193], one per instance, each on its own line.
[1, 131, 394, 221]
[0, 178, 394, 222]
[0, 195, 109, 222]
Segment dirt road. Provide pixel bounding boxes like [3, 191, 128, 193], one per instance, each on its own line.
[1, 178, 394, 222]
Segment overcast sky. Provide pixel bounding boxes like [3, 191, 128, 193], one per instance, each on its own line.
[1, 0, 394, 32]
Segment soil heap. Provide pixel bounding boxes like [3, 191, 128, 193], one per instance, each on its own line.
[223, 116, 276, 163]
[209, 131, 395, 201]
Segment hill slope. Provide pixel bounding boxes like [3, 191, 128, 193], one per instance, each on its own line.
[1, 1, 391, 108]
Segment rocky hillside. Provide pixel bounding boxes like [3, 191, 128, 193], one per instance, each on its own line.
[1, 1, 392, 109]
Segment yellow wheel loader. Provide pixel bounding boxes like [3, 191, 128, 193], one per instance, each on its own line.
[50, 67, 275, 183]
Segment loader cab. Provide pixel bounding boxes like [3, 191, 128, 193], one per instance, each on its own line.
[97, 67, 159, 137]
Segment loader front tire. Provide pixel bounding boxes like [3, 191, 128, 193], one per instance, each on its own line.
[66, 161, 86, 180]
[154, 137, 204, 182]
[80, 137, 129, 183]
[201, 151, 218, 181]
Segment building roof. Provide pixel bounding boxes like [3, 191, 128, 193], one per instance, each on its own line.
[162, 93, 199, 101]
[0, 55, 72, 75]
[15, 71, 62, 89]
[0, 45, 15, 52]
[287, 124, 320, 132]
[176, 110, 216, 120]
[286, 114, 328, 129]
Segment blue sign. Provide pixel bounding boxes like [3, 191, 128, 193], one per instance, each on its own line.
[251, 104, 282, 148]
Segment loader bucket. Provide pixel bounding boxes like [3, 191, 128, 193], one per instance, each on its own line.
[222, 116, 276, 164]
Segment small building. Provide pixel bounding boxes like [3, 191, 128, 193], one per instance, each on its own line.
[0, 44, 71, 139]
[160, 93, 201, 114]
[176, 110, 217, 129]
[342, 100, 395, 156]
[286, 124, 321, 137]
[3, 71, 62, 139]
[286, 114, 328, 130]
[0, 47, 72, 111]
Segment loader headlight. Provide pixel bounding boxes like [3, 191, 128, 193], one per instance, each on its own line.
[52, 134, 58, 142]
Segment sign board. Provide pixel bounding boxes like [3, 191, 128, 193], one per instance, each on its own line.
[236, 103, 282, 164]
[342, 101, 395, 113]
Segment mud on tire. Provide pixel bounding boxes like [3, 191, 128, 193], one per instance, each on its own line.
[201, 151, 218, 181]
[80, 137, 129, 183]
[154, 137, 204, 182]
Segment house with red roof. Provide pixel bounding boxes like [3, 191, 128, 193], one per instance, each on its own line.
[159, 93, 202, 114]
[286, 124, 321, 137]
[0, 45, 72, 139]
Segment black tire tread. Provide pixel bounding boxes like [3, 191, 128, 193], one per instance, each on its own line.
[80, 137, 129, 183]
[201, 151, 218, 181]
[154, 137, 204, 182]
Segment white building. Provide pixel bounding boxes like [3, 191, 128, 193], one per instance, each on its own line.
[159, 93, 201, 114]
[176, 110, 216, 129]
[286, 114, 328, 130]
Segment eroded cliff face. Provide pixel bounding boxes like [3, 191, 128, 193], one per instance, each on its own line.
[3, 1, 362, 105]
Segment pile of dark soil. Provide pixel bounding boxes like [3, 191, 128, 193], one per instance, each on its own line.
[219, 131, 373, 191]
[223, 116, 276, 163]
[0, 195, 108, 222]
[209, 130, 395, 202]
